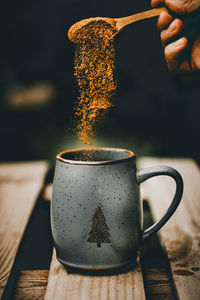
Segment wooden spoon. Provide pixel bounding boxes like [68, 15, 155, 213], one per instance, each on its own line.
[68, 7, 168, 42]
[115, 7, 168, 32]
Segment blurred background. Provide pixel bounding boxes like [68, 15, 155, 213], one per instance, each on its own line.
[1, 0, 200, 166]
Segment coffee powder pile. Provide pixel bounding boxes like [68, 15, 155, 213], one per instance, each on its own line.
[69, 18, 117, 145]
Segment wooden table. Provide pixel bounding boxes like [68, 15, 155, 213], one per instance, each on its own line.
[0, 158, 200, 300]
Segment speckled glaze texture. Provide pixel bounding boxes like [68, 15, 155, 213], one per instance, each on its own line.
[51, 148, 183, 272]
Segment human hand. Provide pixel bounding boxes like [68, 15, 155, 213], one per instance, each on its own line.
[151, 0, 200, 72]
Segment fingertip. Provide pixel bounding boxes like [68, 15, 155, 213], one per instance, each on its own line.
[175, 37, 188, 49]
[157, 12, 173, 30]
[164, 37, 188, 71]
[174, 18, 184, 32]
[165, 37, 188, 59]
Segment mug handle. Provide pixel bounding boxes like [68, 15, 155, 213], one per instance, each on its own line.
[137, 166, 183, 244]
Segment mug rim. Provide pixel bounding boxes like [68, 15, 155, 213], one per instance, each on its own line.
[56, 147, 135, 165]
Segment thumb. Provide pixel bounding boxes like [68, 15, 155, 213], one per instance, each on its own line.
[164, 37, 189, 71]
[152, 0, 200, 14]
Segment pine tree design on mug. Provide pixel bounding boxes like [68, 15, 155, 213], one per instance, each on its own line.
[88, 206, 111, 248]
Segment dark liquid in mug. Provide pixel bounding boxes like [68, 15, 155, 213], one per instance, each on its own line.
[61, 149, 132, 162]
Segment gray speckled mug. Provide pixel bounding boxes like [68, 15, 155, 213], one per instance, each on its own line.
[51, 148, 183, 273]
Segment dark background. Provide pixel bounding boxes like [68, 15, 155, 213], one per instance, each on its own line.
[1, 0, 200, 165]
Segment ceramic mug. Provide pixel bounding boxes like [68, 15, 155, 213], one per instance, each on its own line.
[51, 148, 183, 273]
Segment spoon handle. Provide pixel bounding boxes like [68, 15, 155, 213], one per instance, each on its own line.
[116, 7, 168, 31]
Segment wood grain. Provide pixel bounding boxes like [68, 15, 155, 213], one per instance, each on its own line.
[142, 268, 176, 300]
[13, 270, 49, 300]
[44, 249, 145, 300]
[115, 7, 168, 31]
[13, 268, 176, 300]
[0, 161, 48, 298]
[139, 158, 200, 300]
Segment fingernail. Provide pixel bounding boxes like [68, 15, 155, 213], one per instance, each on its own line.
[175, 38, 184, 47]
[169, 21, 177, 31]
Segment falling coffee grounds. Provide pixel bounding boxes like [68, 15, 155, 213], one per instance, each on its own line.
[68, 18, 117, 145]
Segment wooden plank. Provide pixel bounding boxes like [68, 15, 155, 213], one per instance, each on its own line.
[142, 268, 176, 300]
[42, 183, 52, 202]
[14, 269, 173, 300]
[138, 158, 200, 300]
[0, 161, 48, 298]
[13, 270, 49, 300]
[44, 249, 145, 300]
